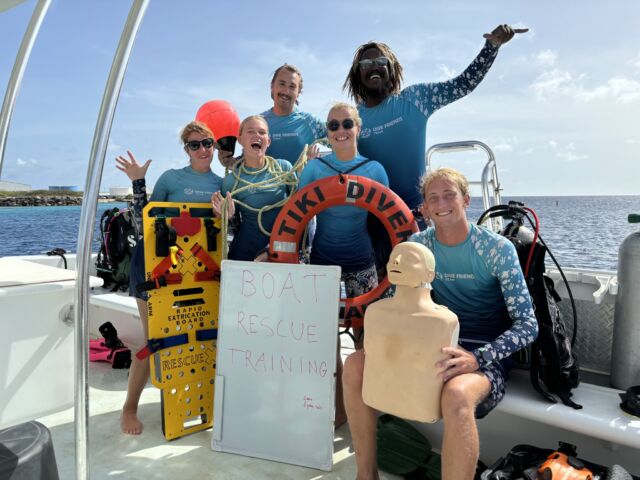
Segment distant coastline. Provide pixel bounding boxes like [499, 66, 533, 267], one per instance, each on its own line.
[0, 190, 131, 207]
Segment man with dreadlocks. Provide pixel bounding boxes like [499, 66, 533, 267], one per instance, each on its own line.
[344, 25, 527, 216]
[344, 24, 527, 278]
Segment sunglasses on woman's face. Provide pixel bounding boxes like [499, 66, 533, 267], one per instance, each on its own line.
[326, 118, 356, 132]
[358, 56, 388, 69]
[185, 138, 216, 151]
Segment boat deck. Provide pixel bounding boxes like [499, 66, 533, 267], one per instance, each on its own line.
[36, 341, 399, 479]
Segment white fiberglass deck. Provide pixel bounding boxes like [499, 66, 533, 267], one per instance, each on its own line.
[35, 342, 401, 479]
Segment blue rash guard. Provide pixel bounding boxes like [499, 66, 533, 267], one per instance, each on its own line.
[151, 166, 222, 203]
[128, 166, 222, 299]
[221, 158, 294, 261]
[299, 153, 389, 272]
[409, 223, 538, 367]
[131, 165, 223, 232]
[261, 107, 326, 164]
[357, 42, 499, 210]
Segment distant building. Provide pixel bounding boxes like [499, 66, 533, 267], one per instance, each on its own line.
[109, 186, 133, 196]
[49, 185, 80, 191]
[0, 180, 31, 191]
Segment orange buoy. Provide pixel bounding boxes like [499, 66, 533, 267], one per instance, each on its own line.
[196, 100, 241, 153]
[269, 174, 419, 328]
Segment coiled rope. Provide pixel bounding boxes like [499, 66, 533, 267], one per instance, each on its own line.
[218, 141, 325, 259]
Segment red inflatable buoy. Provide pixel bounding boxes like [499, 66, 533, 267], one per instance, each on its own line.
[195, 100, 240, 153]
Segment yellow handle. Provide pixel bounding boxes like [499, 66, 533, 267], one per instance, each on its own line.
[169, 246, 179, 266]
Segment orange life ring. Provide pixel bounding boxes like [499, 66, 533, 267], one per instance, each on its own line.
[269, 174, 419, 328]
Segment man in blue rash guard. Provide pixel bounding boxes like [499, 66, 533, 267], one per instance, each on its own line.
[343, 25, 528, 212]
[261, 64, 325, 164]
[343, 168, 537, 480]
[215, 64, 324, 170]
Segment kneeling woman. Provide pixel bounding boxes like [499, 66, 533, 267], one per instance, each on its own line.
[299, 102, 388, 425]
[212, 115, 296, 261]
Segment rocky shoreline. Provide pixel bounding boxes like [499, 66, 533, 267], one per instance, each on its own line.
[0, 196, 130, 207]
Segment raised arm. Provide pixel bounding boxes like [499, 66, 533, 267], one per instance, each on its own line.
[416, 24, 528, 115]
[116, 150, 152, 234]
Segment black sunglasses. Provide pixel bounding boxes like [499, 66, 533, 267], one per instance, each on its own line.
[185, 138, 216, 151]
[326, 118, 356, 132]
[358, 56, 388, 69]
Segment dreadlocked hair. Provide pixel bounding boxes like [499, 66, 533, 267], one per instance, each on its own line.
[343, 41, 404, 104]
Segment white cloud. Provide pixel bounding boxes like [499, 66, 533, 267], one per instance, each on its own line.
[575, 77, 640, 103]
[535, 49, 557, 67]
[625, 138, 640, 144]
[630, 52, 640, 69]
[557, 151, 588, 162]
[519, 148, 534, 155]
[235, 39, 323, 69]
[529, 69, 577, 100]
[437, 64, 456, 81]
[548, 140, 557, 149]
[107, 141, 122, 152]
[530, 69, 640, 104]
[490, 137, 519, 153]
[493, 143, 513, 152]
[554, 142, 588, 162]
[15, 158, 37, 167]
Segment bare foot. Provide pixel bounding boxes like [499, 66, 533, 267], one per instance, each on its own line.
[121, 408, 143, 435]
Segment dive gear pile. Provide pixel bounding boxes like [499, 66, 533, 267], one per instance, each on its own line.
[478, 201, 581, 409]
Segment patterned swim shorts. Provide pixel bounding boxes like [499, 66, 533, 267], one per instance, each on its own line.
[475, 358, 511, 419]
[342, 263, 378, 296]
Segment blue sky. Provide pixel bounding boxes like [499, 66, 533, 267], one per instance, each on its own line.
[1, 0, 639, 196]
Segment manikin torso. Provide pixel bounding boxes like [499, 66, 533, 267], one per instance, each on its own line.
[362, 242, 459, 422]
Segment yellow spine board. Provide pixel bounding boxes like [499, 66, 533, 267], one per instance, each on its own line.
[142, 202, 221, 440]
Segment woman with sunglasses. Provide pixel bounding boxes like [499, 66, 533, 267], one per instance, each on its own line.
[299, 102, 388, 425]
[300, 103, 388, 278]
[211, 114, 295, 261]
[115, 120, 223, 435]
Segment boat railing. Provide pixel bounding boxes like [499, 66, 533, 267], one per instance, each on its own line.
[73, 1, 149, 479]
[0, 0, 51, 179]
[426, 140, 503, 232]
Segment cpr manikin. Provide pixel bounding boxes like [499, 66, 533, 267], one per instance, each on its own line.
[362, 242, 459, 422]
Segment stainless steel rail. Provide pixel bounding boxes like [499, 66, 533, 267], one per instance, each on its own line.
[73, 1, 149, 478]
[426, 140, 503, 232]
[0, 0, 51, 179]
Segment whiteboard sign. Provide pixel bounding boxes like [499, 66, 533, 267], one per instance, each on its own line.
[212, 260, 340, 471]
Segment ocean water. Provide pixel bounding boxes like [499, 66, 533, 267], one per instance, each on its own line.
[0, 202, 129, 259]
[0, 197, 638, 271]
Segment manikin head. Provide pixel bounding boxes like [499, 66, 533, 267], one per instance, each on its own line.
[386, 242, 435, 288]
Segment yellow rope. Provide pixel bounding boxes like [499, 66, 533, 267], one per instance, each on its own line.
[218, 141, 325, 259]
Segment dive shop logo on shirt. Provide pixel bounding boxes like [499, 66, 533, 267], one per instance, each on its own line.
[360, 116, 404, 139]
[436, 272, 476, 282]
[271, 132, 299, 140]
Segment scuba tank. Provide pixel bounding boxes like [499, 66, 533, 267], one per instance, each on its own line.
[611, 213, 640, 389]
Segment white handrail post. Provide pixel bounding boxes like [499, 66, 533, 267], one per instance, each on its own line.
[0, 0, 51, 179]
[73, 1, 149, 479]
